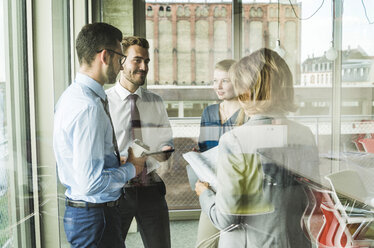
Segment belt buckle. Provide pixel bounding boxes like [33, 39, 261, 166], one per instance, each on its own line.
[66, 199, 86, 208]
[106, 199, 118, 207]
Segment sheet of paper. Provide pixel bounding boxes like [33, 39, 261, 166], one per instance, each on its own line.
[183, 147, 218, 191]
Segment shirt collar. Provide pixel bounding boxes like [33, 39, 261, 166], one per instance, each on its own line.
[75, 72, 106, 101]
[114, 82, 143, 101]
[246, 114, 286, 125]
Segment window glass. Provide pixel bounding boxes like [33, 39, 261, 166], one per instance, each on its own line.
[91, 1, 374, 248]
[341, 0, 374, 148]
[146, 2, 233, 119]
[144, 1, 234, 213]
[1, 1, 35, 247]
[0, 3, 9, 246]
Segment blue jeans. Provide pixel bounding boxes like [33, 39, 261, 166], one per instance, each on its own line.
[64, 204, 125, 248]
[64, 205, 105, 248]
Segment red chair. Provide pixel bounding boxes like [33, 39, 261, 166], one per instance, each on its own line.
[352, 134, 366, 152]
[300, 179, 335, 245]
[317, 203, 353, 248]
[325, 170, 374, 242]
[301, 178, 374, 247]
[358, 138, 374, 153]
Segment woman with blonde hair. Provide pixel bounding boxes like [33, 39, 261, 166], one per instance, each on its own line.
[198, 59, 243, 152]
[195, 59, 245, 247]
[195, 48, 317, 247]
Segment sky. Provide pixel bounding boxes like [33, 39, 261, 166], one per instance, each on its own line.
[300, 0, 374, 60]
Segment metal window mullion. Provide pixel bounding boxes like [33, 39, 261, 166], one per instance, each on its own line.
[232, 0, 242, 60]
[69, 0, 76, 81]
[32, 0, 63, 246]
[71, 0, 87, 76]
[133, 0, 146, 37]
[87, 0, 92, 24]
[26, 0, 42, 246]
[331, 0, 343, 172]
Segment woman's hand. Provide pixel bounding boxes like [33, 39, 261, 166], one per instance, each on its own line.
[195, 180, 209, 196]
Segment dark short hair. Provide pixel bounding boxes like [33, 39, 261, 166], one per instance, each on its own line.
[122, 36, 149, 54]
[76, 22, 123, 66]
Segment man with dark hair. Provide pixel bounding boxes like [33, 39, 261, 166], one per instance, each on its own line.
[106, 36, 173, 248]
[53, 23, 145, 248]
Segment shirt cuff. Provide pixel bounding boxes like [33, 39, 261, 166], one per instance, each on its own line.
[159, 142, 174, 150]
[199, 188, 216, 215]
[120, 162, 136, 181]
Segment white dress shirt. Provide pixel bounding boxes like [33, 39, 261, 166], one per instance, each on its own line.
[106, 83, 173, 157]
[53, 73, 136, 203]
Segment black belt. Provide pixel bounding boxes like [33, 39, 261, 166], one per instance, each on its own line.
[66, 198, 120, 208]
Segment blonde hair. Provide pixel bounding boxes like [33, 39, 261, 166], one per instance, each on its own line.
[229, 48, 296, 116]
[215, 59, 236, 72]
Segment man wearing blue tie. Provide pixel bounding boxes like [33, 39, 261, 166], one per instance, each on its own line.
[53, 23, 145, 248]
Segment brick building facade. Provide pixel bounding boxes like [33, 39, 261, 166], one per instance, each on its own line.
[145, 0, 301, 85]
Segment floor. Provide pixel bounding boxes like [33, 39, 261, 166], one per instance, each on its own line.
[125, 220, 198, 248]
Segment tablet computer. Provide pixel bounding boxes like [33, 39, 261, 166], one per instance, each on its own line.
[142, 149, 175, 156]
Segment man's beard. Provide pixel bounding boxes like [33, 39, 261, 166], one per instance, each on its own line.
[125, 70, 146, 86]
[107, 61, 117, 84]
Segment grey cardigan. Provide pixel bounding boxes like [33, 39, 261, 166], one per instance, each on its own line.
[199, 116, 319, 248]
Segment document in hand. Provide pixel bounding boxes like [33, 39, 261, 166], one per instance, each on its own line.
[131, 139, 161, 174]
[183, 147, 218, 192]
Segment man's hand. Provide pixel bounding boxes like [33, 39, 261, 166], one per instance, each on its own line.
[120, 156, 128, 165]
[127, 147, 147, 176]
[195, 180, 209, 196]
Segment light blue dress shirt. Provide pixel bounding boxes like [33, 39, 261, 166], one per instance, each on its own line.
[53, 73, 135, 203]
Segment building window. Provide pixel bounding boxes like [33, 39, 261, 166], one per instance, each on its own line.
[202, 6, 209, 17]
[285, 7, 293, 17]
[177, 6, 183, 16]
[195, 6, 201, 17]
[250, 7, 257, 17]
[147, 6, 153, 17]
[166, 6, 171, 16]
[221, 7, 227, 17]
[184, 6, 190, 17]
[159, 6, 164, 16]
[214, 7, 220, 17]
